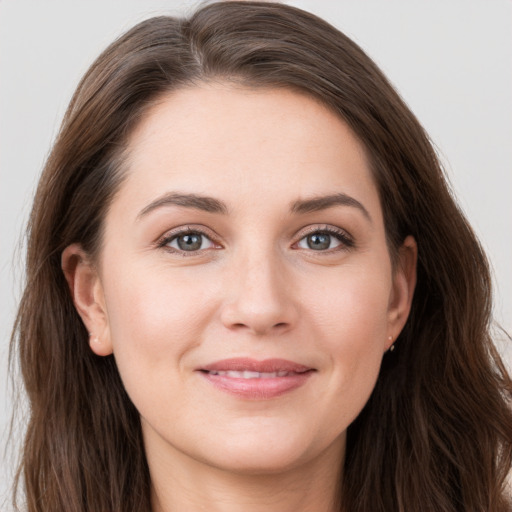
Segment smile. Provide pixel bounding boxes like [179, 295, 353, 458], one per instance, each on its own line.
[205, 370, 298, 378]
[198, 358, 315, 399]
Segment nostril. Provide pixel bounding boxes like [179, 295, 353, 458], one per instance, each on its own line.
[227, 321, 290, 334]
[220, 291, 298, 335]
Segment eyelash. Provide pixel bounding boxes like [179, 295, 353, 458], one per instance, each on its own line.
[156, 225, 355, 256]
[156, 226, 220, 256]
[294, 225, 355, 252]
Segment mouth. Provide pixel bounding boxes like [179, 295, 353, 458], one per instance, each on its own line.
[197, 358, 315, 399]
[203, 370, 302, 378]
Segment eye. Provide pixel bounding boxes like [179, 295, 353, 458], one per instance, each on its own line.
[163, 230, 216, 252]
[296, 228, 353, 251]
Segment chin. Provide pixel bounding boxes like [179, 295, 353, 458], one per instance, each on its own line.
[197, 423, 338, 475]
[208, 445, 310, 476]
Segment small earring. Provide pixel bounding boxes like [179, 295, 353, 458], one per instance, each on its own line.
[388, 335, 395, 352]
[89, 333, 99, 344]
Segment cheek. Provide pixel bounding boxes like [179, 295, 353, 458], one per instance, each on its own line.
[306, 263, 391, 345]
[101, 262, 216, 388]
[302, 265, 391, 415]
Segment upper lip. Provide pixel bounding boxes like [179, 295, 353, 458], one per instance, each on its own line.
[199, 358, 313, 373]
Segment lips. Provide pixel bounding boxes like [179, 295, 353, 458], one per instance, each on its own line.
[206, 370, 296, 378]
[198, 358, 315, 399]
[201, 358, 312, 374]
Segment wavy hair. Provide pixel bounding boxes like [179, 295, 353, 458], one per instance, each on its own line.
[11, 2, 512, 511]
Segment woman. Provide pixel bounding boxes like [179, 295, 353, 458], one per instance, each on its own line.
[10, 1, 512, 511]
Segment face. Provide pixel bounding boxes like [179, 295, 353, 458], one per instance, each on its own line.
[67, 84, 415, 476]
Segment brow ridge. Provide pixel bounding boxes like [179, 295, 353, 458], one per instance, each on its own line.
[291, 193, 371, 221]
[137, 192, 228, 219]
[137, 191, 370, 221]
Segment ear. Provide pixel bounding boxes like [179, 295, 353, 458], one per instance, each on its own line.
[61, 244, 113, 356]
[386, 235, 417, 349]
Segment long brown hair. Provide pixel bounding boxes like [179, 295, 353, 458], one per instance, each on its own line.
[11, 2, 512, 511]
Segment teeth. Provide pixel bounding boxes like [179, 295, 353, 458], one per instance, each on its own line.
[243, 371, 262, 379]
[208, 370, 292, 378]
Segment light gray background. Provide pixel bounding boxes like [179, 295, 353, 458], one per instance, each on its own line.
[1, 0, 511, 506]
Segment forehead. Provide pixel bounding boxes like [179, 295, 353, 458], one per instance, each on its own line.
[119, 84, 381, 221]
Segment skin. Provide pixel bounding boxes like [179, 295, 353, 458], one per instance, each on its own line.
[63, 84, 417, 512]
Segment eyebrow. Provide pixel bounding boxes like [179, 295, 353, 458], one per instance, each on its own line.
[137, 192, 228, 219]
[291, 193, 372, 222]
[137, 191, 371, 222]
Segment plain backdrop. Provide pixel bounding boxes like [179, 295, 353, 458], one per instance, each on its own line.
[1, 0, 511, 506]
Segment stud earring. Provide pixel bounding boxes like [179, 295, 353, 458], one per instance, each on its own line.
[388, 335, 395, 352]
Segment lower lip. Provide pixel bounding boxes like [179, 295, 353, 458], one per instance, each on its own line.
[199, 371, 314, 399]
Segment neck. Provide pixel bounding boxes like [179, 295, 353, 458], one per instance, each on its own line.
[148, 438, 344, 512]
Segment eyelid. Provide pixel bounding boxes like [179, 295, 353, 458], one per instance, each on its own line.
[156, 224, 222, 253]
[293, 224, 355, 250]
[154, 223, 354, 255]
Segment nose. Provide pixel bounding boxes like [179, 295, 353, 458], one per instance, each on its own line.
[220, 251, 299, 336]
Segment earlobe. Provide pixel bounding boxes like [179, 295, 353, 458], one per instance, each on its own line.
[387, 235, 417, 348]
[88, 332, 113, 357]
[61, 244, 113, 356]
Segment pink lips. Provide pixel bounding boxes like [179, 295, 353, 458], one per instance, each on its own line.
[198, 358, 315, 400]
